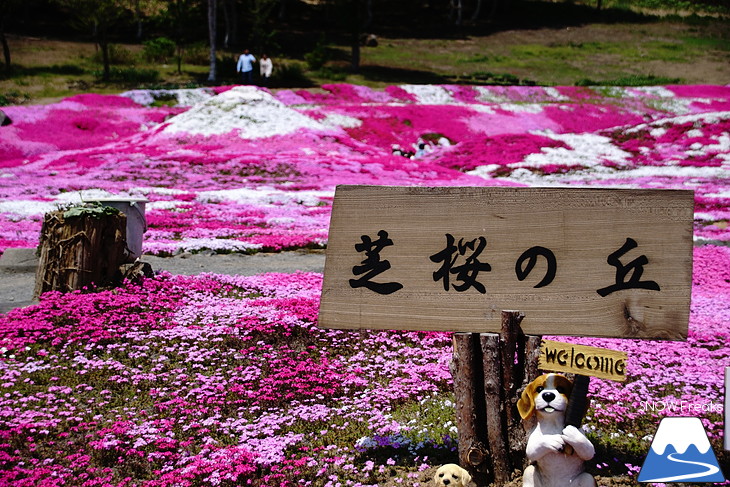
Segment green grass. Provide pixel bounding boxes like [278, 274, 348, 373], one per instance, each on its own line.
[2, 5, 729, 102]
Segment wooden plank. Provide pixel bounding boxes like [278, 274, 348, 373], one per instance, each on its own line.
[539, 339, 628, 381]
[319, 185, 694, 339]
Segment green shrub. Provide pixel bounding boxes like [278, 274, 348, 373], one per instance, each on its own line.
[575, 74, 682, 86]
[91, 44, 136, 66]
[184, 43, 210, 66]
[314, 66, 347, 81]
[143, 37, 177, 64]
[271, 62, 313, 87]
[459, 71, 537, 86]
[94, 67, 160, 83]
[304, 36, 330, 70]
[0, 90, 30, 106]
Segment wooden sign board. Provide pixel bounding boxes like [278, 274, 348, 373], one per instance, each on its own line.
[539, 339, 628, 381]
[319, 186, 694, 339]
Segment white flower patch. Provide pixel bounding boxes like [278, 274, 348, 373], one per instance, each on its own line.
[196, 186, 331, 207]
[521, 132, 633, 168]
[624, 111, 730, 135]
[498, 103, 544, 114]
[162, 86, 329, 138]
[146, 201, 182, 211]
[473, 86, 511, 104]
[145, 238, 264, 255]
[319, 113, 363, 129]
[53, 189, 120, 205]
[134, 186, 191, 197]
[121, 88, 216, 107]
[0, 200, 56, 217]
[400, 85, 456, 104]
[469, 104, 496, 114]
[543, 87, 571, 101]
[632, 86, 677, 98]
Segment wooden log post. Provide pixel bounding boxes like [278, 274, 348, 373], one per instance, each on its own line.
[481, 333, 512, 484]
[33, 208, 127, 299]
[451, 312, 542, 486]
[451, 333, 490, 485]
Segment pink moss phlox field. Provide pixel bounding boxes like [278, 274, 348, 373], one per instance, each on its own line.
[1, 242, 728, 484]
[0, 272, 455, 486]
[2, 83, 730, 255]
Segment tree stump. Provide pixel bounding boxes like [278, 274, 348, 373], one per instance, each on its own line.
[33, 208, 127, 299]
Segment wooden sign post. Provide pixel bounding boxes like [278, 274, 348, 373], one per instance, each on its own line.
[318, 185, 694, 485]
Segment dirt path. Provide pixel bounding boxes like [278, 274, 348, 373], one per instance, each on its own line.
[0, 248, 326, 314]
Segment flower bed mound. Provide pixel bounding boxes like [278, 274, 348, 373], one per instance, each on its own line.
[1, 83, 729, 256]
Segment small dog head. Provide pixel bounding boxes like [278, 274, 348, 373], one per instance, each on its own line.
[433, 463, 472, 487]
[517, 373, 573, 420]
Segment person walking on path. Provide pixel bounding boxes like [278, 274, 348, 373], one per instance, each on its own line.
[236, 49, 256, 84]
[259, 54, 273, 87]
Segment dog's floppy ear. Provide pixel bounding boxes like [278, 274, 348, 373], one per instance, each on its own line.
[517, 380, 537, 420]
[459, 465, 472, 485]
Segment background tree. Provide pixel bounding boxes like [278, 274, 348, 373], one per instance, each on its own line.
[247, 0, 279, 54]
[207, 0, 217, 81]
[53, 0, 132, 81]
[0, 0, 25, 73]
[162, 0, 200, 75]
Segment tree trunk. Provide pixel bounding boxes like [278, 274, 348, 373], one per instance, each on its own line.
[100, 39, 111, 81]
[0, 29, 10, 73]
[349, 0, 361, 72]
[0, 9, 10, 72]
[34, 210, 127, 299]
[207, 0, 217, 82]
[134, 0, 143, 40]
[222, 0, 231, 48]
[471, 0, 482, 21]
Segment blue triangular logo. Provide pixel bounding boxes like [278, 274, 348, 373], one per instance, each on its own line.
[638, 417, 726, 483]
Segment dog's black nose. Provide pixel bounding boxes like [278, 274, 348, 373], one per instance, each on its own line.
[542, 392, 556, 403]
[443, 480, 450, 486]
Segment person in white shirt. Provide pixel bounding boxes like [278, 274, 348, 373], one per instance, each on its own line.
[236, 49, 256, 84]
[259, 54, 273, 86]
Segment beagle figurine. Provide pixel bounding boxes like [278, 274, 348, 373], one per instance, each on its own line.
[517, 373, 596, 487]
[433, 463, 473, 487]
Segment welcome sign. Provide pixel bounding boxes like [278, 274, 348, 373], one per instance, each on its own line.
[539, 340, 628, 381]
[319, 186, 694, 339]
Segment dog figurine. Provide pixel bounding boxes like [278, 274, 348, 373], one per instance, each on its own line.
[517, 373, 596, 487]
[433, 463, 472, 487]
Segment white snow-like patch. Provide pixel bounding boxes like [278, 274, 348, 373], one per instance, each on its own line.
[400, 85, 456, 104]
[145, 238, 264, 255]
[473, 86, 511, 104]
[121, 88, 217, 107]
[196, 186, 331, 207]
[498, 103, 545, 114]
[162, 86, 329, 138]
[0, 200, 56, 217]
[624, 111, 730, 135]
[520, 132, 634, 168]
[320, 113, 363, 129]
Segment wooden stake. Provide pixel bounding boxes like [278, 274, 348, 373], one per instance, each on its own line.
[481, 333, 512, 485]
[451, 333, 489, 484]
